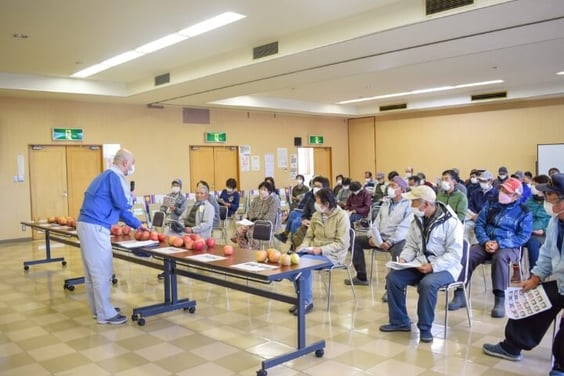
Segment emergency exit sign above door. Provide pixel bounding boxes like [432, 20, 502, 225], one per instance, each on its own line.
[52, 128, 83, 141]
[309, 135, 324, 145]
[205, 132, 226, 143]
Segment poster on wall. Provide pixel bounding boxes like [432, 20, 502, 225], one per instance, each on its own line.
[239, 145, 251, 156]
[240, 155, 250, 172]
[290, 153, 298, 178]
[103, 144, 121, 169]
[251, 155, 260, 171]
[277, 147, 288, 168]
[264, 153, 274, 177]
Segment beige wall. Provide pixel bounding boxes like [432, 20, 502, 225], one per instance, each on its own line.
[372, 101, 564, 184]
[0, 97, 348, 240]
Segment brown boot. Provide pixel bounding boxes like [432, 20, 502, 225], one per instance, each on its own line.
[511, 264, 521, 283]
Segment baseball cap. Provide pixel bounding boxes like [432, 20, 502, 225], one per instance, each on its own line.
[536, 173, 564, 196]
[498, 166, 508, 174]
[402, 185, 436, 203]
[478, 170, 494, 181]
[171, 178, 183, 187]
[500, 177, 523, 195]
[511, 170, 524, 180]
[376, 172, 385, 179]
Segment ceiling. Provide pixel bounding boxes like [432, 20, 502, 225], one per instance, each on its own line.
[1, 0, 563, 117]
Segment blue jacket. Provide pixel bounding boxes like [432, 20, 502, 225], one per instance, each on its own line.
[219, 189, 240, 217]
[526, 196, 551, 232]
[475, 199, 532, 249]
[78, 167, 141, 230]
[531, 217, 564, 295]
[468, 186, 498, 214]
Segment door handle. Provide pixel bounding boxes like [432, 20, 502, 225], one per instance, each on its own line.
[62, 191, 68, 197]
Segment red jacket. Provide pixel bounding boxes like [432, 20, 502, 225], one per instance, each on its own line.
[345, 189, 372, 217]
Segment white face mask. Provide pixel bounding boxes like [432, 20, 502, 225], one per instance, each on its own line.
[480, 182, 490, 191]
[531, 186, 540, 196]
[342, 185, 350, 190]
[470, 177, 478, 184]
[365, 178, 371, 183]
[312, 187, 321, 194]
[314, 202, 326, 213]
[226, 188, 234, 193]
[441, 181, 451, 191]
[171, 186, 180, 193]
[405, 173, 412, 178]
[127, 164, 135, 176]
[411, 206, 425, 217]
[387, 187, 397, 198]
[499, 174, 507, 180]
[337, 179, 342, 185]
[543, 200, 564, 217]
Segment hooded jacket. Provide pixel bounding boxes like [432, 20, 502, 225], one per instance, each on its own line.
[474, 199, 532, 249]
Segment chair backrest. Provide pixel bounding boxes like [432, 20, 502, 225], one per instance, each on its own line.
[219, 205, 228, 221]
[460, 239, 470, 284]
[252, 220, 273, 241]
[347, 228, 356, 266]
[152, 211, 165, 228]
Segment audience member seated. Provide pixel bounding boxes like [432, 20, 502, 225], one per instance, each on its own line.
[177, 184, 215, 239]
[336, 177, 352, 208]
[482, 173, 564, 375]
[372, 172, 387, 203]
[288, 188, 350, 316]
[196, 180, 220, 227]
[417, 172, 436, 191]
[465, 170, 498, 244]
[290, 174, 309, 210]
[160, 178, 188, 222]
[345, 181, 372, 227]
[523, 174, 551, 272]
[379, 186, 463, 343]
[437, 169, 468, 222]
[218, 178, 240, 217]
[548, 167, 561, 176]
[408, 175, 421, 189]
[404, 166, 414, 181]
[448, 178, 532, 318]
[494, 166, 509, 187]
[451, 168, 468, 195]
[465, 169, 482, 199]
[333, 174, 344, 196]
[363, 171, 376, 195]
[345, 177, 412, 299]
[232, 181, 279, 249]
[512, 170, 532, 204]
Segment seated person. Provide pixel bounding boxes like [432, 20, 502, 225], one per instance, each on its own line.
[417, 172, 436, 191]
[160, 178, 188, 222]
[232, 181, 279, 249]
[290, 174, 309, 210]
[524, 174, 551, 271]
[449, 178, 532, 318]
[289, 188, 350, 316]
[275, 176, 329, 244]
[176, 184, 215, 239]
[482, 173, 564, 376]
[196, 180, 220, 227]
[345, 181, 372, 226]
[336, 177, 352, 208]
[333, 174, 344, 196]
[465, 170, 498, 244]
[408, 175, 421, 189]
[379, 186, 463, 343]
[372, 172, 387, 204]
[363, 171, 376, 195]
[345, 177, 412, 294]
[218, 178, 240, 217]
[512, 170, 532, 204]
[465, 169, 482, 199]
[437, 169, 468, 222]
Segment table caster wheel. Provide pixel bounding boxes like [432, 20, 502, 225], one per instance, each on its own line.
[131, 314, 138, 321]
[112, 278, 118, 285]
[24, 265, 29, 271]
[184, 306, 196, 313]
[315, 349, 324, 358]
[64, 284, 75, 291]
[256, 369, 267, 376]
[138, 318, 145, 326]
[62, 261, 67, 267]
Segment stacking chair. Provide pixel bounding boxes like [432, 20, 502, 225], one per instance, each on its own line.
[439, 239, 472, 338]
[481, 246, 525, 290]
[251, 220, 274, 249]
[320, 228, 358, 311]
[212, 206, 228, 244]
[151, 211, 165, 230]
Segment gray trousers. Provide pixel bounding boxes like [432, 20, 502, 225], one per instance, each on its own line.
[352, 234, 404, 280]
[463, 243, 519, 295]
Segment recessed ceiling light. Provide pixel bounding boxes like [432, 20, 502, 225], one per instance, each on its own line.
[71, 11, 246, 79]
[557, 71, 564, 75]
[12, 33, 29, 39]
[337, 80, 504, 104]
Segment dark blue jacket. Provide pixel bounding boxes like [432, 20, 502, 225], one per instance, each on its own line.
[475, 199, 532, 249]
[468, 186, 498, 214]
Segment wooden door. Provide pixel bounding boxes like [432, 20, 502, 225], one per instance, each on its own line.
[66, 146, 102, 219]
[189, 145, 239, 193]
[214, 146, 239, 192]
[313, 147, 332, 183]
[189, 146, 215, 192]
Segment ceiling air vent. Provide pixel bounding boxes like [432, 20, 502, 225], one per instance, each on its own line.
[471, 91, 507, 101]
[154, 72, 170, 86]
[253, 41, 278, 60]
[380, 103, 407, 112]
[425, 0, 474, 15]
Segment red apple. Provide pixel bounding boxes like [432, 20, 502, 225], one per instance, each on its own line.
[206, 238, 216, 248]
[172, 237, 184, 247]
[141, 231, 151, 241]
[255, 250, 268, 262]
[111, 225, 123, 236]
[157, 233, 167, 242]
[185, 239, 194, 250]
[122, 225, 131, 235]
[167, 236, 177, 246]
[190, 234, 200, 241]
[223, 245, 233, 256]
[193, 239, 205, 251]
[134, 231, 143, 240]
[149, 231, 159, 241]
[183, 235, 192, 245]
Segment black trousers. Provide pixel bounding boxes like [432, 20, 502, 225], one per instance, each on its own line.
[503, 281, 564, 369]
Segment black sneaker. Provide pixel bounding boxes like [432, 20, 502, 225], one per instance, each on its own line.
[97, 314, 127, 325]
[344, 277, 369, 286]
[274, 233, 288, 243]
[292, 303, 313, 316]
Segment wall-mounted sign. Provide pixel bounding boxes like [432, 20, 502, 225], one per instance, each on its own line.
[52, 128, 83, 141]
[309, 135, 324, 145]
[205, 132, 226, 143]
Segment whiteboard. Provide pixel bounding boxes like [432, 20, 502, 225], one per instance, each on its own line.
[537, 144, 564, 175]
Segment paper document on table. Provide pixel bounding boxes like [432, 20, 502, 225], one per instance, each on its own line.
[151, 246, 186, 255]
[114, 240, 159, 249]
[505, 285, 552, 320]
[385, 260, 422, 270]
[185, 253, 227, 262]
[370, 226, 383, 247]
[231, 262, 280, 272]
[236, 218, 254, 226]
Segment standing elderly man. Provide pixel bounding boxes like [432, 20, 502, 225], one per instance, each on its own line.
[77, 148, 148, 325]
[344, 177, 412, 298]
[379, 186, 463, 343]
[449, 177, 532, 317]
[482, 173, 564, 376]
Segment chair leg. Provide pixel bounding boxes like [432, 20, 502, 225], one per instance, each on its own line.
[326, 271, 333, 311]
[462, 285, 472, 328]
[444, 290, 450, 339]
[347, 267, 357, 304]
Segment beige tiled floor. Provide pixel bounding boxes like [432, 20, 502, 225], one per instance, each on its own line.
[0, 233, 555, 375]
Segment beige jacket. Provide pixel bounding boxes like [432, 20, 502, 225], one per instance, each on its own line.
[302, 206, 350, 265]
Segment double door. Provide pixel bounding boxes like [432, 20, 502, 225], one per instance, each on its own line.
[189, 146, 239, 193]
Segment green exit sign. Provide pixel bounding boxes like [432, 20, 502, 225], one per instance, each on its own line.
[205, 132, 226, 143]
[309, 135, 324, 145]
[52, 128, 84, 141]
